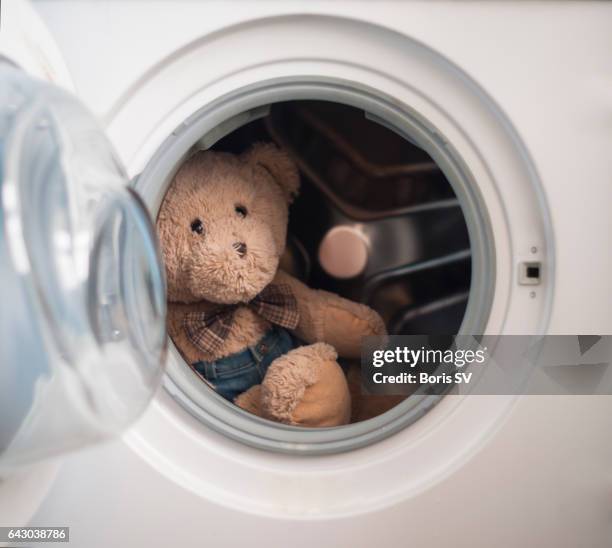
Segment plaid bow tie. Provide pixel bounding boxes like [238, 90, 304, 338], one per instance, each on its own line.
[183, 283, 300, 356]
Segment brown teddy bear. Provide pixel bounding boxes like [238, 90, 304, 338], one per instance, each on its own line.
[157, 143, 385, 427]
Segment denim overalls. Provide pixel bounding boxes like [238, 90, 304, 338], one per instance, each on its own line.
[192, 326, 302, 402]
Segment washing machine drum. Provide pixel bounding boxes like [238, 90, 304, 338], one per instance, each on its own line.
[272, 102, 471, 332]
[197, 100, 475, 424]
[0, 64, 167, 472]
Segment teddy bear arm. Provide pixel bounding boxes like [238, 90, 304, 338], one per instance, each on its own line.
[275, 271, 386, 358]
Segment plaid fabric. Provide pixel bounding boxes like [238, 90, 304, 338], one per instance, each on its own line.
[183, 284, 300, 356]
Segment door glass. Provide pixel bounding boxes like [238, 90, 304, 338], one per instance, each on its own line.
[0, 64, 167, 472]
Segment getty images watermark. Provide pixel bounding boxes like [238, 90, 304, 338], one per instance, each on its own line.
[361, 335, 612, 396]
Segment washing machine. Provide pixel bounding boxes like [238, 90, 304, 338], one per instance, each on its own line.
[1, 1, 611, 546]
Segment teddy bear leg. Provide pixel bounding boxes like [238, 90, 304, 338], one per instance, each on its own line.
[261, 343, 351, 427]
[234, 385, 263, 417]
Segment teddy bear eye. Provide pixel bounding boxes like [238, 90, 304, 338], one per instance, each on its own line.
[190, 218, 204, 234]
[234, 204, 248, 218]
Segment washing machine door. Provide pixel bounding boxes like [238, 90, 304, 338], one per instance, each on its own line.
[0, 63, 167, 473]
[0, 0, 74, 89]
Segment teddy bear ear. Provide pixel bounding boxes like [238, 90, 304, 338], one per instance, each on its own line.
[242, 143, 300, 203]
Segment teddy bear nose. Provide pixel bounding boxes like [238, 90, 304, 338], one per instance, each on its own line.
[233, 242, 247, 258]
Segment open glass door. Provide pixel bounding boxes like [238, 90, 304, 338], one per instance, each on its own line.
[0, 64, 167, 473]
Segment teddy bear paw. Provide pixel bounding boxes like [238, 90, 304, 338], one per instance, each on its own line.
[261, 343, 350, 427]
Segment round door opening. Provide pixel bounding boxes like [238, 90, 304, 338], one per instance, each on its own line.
[137, 82, 494, 454]
[199, 101, 471, 423]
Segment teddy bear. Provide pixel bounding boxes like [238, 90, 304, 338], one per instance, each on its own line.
[157, 142, 386, 427]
